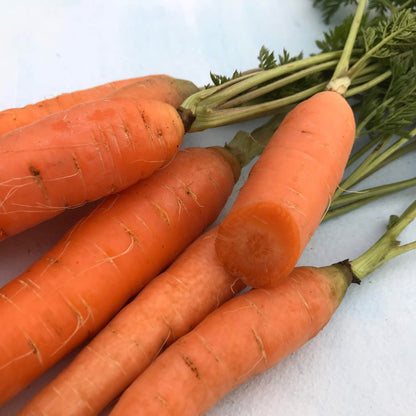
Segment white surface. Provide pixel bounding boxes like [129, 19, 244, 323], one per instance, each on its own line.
[0, 1, 415, 415]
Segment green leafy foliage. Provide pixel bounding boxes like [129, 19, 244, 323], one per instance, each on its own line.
[314, 0, 416, 23]
[361, 8, 416, 58]
[257, 46, 277, 69]
[357, 50, 416, 136]
[208, 69, 242, 86]
[313, 0, 358, 24]
[368, 0, 416, 16]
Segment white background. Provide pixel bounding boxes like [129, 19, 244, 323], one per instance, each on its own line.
[0, 1, 415, 415]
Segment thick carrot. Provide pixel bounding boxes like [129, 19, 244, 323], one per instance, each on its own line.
[0, 75, 186, 135]
[0, 76, 198, 241]
[0, 145, 239, 406]
[18, 227, 245, 416]
[215, 91, 355, 288]
[108, 200, 416, 416]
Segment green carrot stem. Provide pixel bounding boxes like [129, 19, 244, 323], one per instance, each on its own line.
[346, 135, 383, 167]
[346, 135, 412, 185]
[350, 200, 416, 280]
[332, 133, 392, 201]
[365, 139, 416, 175]
[219, 59, 340, 109]
[330, 177, 416, 208]
[182, 51, 342, 110]
[224, 114, 285, 168]
[323, 196, 381, 221]
[187, 83, 326, 132]
[345, 70, 392, 98]
[329, 0, 368, 85]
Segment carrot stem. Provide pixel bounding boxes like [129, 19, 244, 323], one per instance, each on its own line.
[332, 133, 393, 200]
[324, 196, 381, 221]
[366, 138, 416, 173]
[191, 51, 346, 108]
[350, 199, 416, 280]
[328, 0, 368, 90]
[329, 177, 416, 209]
[224, 113, 286, 167]
[219, 59, 340, 109]
[346, 135, 382, 167]
[345, 70, 392, 98]
[187, 83, 326, 131]
[333, 123, 415, 203]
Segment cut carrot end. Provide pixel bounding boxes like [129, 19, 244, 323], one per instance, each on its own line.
[216, 202, 301, 288]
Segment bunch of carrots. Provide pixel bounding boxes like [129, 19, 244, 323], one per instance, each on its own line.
[0, 0, 415, 415]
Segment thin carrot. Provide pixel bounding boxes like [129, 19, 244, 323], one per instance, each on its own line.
[108, 200, 416, 416]
[0, 75, 186, 135]
[18, 227, 245, 416]
[0, 76, 198, 241]
[0, 145, 239, 406]
[215, 90, 355, 287]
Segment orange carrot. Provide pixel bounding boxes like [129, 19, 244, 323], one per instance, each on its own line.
[0, 146, 239, 406]
[109, 265, 346, 416]
[108, 200, 416, 416]
[18, 227, 245, 416]
[215, 91, 355, 288]
[0, 76, 198, 241]
[0, 75, 186, 135]
[14, 117, 280, 416]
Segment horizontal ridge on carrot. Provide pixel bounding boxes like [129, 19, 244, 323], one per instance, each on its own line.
[215, 90, 356, 287]
[0, 145, 238, 405]
[0, 75, 198, 241]
[108, 200, 416, 416]
[0, 74, 182, 135]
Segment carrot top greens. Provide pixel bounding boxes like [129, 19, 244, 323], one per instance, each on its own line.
[180, 0, 416, 133]
[314, 0, 416, 24]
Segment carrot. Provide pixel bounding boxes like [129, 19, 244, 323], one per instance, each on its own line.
[0, 76, 198, 241]
[215, 90, 356, 287]
[108, 200, 416, 416]
[18, 227, 245, 416]
[213, 0, 371, 288]
[14, 115, 279, 416]
[0, 145, 239, 406]
[0, 75, 184, 135]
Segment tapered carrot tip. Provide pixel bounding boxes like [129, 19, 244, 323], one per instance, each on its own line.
[217, 202, 300, 287]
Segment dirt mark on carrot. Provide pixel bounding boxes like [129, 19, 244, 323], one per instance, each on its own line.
[29, 165, 49, 202]
[181, 354, 200, 379]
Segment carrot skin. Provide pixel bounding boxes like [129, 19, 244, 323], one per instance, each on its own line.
[215, 91, 356, 288]
[18, 227, 245, 416]
[0, 146, 237, 405]
[0, 75, 198, 241]
[109, 264, 352, 416]
[0, 75, 197, 135]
